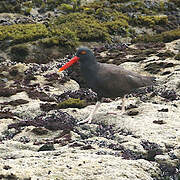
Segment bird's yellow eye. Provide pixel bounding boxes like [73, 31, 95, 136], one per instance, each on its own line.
[80, 50, 87, 55]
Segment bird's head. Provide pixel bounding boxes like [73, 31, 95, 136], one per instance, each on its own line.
[59, 47, 95, 72]
[76, 47, 94, 62]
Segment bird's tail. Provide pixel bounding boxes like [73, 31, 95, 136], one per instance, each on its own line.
[142, 76, 156, 86]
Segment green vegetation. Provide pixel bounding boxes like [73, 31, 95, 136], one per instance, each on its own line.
[0, 22, 79, 49]
[0, 1, 21, 13]
[0, 0, 179, 55]
[94, 10, 130, 35]
[57, 98, 87, 109]
[0, 0, 81, 14]
[40, 26, 79, 48]
[0, 24, 49, 44]
[105, 19, 129, 35]
[132, 28, 180, 43]
[132, 15, 168, 27]
[54, 13, 110, 41]
[31, 0, 81, 11]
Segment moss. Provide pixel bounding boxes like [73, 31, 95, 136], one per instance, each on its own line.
[115, 0, 150, 14]
[23, 1, 33, 8]
[94, 9, 130, 35]
[0, 1, 21, 13]
[10, 44, 29, 62]
[58, 4, 74, 12]
[54, 13, 110, 42]
[111, 0, 175, 15]
[41, 37, 59, 48]
[82, 1, 103, 10]
[95, 9, 129, 22]
[109, 0, 132, 2]
[104, 19, 129, 35]
[51, 26, 79, 47]
[24, 7, 32, 15]
[0, 23, 49, 44]
[31, 127, 48, 135]
[0, 0, 179, 51]
[40, 28, 78, 48]
[41, 25, 79, 49]
[32, 0, 81, 11]
[57, 98, 87, 109]
[132, 28, 180, 43]
[132, 15, 168, 27]
[0, 22, 78, 49]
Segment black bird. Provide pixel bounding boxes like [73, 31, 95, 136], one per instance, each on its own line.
[59, 47, 155, 124]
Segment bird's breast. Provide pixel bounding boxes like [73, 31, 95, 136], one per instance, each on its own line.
[80, 63, 99, 86]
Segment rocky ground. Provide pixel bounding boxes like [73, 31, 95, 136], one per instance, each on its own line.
[0, 39, 180, 179]
[0, 0, 180, 180]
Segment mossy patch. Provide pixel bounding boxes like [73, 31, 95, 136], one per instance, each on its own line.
[40, 26, 79, 48]
[57, 98, 87, 109]
[132, 15, 168, 27]
[0, 0, 179, 56]
[0, 13, 110, 50]
[54, 13, 110, 42]
[113, 0, 151, 14]
[0, 1, 21, 13]
[57, 3, 74, 13]
[0, 23, 49, 44]
[104, 19, 129, 35]
[132, 28, 180, 43]
[0, 0, 81, 14]
[83, 6, 131, 36]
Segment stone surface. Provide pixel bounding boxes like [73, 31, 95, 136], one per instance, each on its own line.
[0, 39, 180, 179]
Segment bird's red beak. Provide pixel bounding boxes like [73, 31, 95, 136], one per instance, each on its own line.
[59, 56, 80, 72]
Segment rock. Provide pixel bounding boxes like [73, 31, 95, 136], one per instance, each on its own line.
[127, 109, 139, 116]
[8, 110, 76, 131]
[0, 141, 161, 180]
[38, 143, 55, 151]
[0, 32, 180, 179]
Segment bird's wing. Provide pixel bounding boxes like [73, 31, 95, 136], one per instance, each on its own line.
[95, 64, 130, 96]
[95, 63, 153, 97]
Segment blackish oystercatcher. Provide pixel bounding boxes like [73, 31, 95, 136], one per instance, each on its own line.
[59, 47, 155, 124]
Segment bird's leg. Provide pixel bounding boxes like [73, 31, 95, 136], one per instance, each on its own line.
[121, 95, 126, 114]
[77, 101, 101, 125]
[106, 96, 126, 115]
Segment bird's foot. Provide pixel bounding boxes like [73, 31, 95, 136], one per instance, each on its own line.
[77, 116, 92, 125]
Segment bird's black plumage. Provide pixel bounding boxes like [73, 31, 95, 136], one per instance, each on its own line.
[76, 47, 155, 99]
[59, 47, 156, 124]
